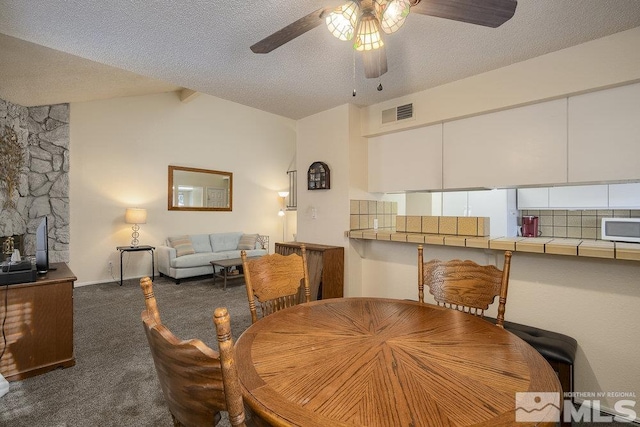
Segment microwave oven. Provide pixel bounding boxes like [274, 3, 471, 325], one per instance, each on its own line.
[601, 218, 640, 243]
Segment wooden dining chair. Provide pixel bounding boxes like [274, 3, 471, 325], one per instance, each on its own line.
[417, 245, 513, 327]
[139, 276, 247, 427]
[241, 244, 311, 323]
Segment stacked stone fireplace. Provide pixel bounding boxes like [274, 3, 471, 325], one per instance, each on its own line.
[0, 98, 69, 263]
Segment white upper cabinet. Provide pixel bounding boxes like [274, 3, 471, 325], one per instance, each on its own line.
[518, 183, 640, 209]
[368, 124, 443, 193]
[568, 83, 640, 183]
[443, 99, 568, 189]
[608, 183, 640, 208]
[548, 185, 609, 209]
[517, 188, 550, 209]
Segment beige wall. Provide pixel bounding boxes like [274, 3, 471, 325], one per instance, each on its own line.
[361, 26, 640, 137]
[292, 27, 640, 418]
[70, 91, 296, 284]
[296, 104, 352, 249]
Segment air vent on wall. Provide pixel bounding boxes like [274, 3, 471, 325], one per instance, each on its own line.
[381, 103, 413, 124]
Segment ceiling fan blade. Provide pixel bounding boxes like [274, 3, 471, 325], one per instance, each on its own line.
[362, 47, 388, 79]
[250, 8, 331, 54]
[410, 0, 517, 28]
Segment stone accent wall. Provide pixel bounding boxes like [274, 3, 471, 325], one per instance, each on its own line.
[0, 98, 69, 262]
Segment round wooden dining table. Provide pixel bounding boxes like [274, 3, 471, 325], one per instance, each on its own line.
[235, 297, 562, 427]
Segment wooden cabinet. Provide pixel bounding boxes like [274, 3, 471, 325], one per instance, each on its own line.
[443, 99, 567, 189]
[568, 83, 640, 183]
[0, 263, 76, 381]
[275, 242, 344, 300]
[368, 124, 443, 193]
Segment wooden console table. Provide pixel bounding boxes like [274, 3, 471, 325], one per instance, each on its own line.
[0, 263, 76, 381]
[275, 242, 343, 300]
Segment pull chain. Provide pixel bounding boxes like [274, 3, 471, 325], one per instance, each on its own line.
[377, 47, 383, 91]
[352, 49, 356, 97]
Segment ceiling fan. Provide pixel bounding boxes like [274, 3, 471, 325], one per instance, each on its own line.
[251, 0, 518, 79]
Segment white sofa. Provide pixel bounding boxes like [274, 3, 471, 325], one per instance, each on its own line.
[157, 232, 268, 284]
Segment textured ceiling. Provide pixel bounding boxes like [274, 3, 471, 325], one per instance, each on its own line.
[1, 0, 639, 120]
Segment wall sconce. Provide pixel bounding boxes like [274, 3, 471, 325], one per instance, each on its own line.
[125, 207, 147, 247]
[278, 191, 289, 216]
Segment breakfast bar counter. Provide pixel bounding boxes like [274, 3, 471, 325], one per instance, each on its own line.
[347, 230, 640, 261]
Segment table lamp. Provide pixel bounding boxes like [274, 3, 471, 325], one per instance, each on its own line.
[125, 208, 147, 247]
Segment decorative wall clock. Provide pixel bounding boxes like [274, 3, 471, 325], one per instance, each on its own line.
[307, 161, 330, 190]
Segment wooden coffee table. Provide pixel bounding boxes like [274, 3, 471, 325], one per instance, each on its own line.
[210, 257, 260, 290]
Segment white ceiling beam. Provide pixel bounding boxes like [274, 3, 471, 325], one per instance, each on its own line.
[179, 88, 200, 103]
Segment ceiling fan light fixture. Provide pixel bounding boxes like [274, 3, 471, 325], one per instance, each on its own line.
[326, 1, 360, 41]
[354, 12, 384, 51]
[380, 0, 411, 34]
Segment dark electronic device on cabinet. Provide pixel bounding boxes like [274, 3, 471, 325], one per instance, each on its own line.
[36, 216, 50, 274]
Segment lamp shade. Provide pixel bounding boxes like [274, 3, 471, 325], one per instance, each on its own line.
[354, 12, 384, 51]
[278, 191, 290, 198]
[380, 0, 410, 34]
[326, 1, 360, 41]
[125, 208, 147, 224]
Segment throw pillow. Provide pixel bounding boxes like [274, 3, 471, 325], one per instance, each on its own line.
[168, 235, 195, 257]
[237, 234, 258, 250]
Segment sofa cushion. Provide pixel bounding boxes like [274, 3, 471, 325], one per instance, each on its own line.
[210, 232, 243, 252]
[172, 252, 217, 269]
[190, 234, 213, 253]
[168, 236, 195, 257]
[237, 234, 258, 250]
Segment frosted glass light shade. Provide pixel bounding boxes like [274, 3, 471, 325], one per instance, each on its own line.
[354, 12, 384, 51]
[125, 208, 147, 224]
[278, 191, 289, 198]
[380, 0, 410, 34]
[326, 1, 360, 41]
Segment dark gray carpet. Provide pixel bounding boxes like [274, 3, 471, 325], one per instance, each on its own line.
[0, 274, 252, 427]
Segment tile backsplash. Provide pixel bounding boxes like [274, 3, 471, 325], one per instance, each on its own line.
[350, 200, 397, 230]
[520, 209, 640, 239]
[396, 215, 490, 236]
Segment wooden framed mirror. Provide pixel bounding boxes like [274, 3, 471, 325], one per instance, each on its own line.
[168, 166, 233, 211]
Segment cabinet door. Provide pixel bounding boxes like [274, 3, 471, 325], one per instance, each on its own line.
[608, 183, 640, 208]
[368, 124, 442, 192]
[549, 185, 608, 209]
[443, 99, 567, 189]
[568, 83, 640, 183]
[517, 188, 549, 209]
[441, 191, 468, 216]
[468, 189, 517, 237]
